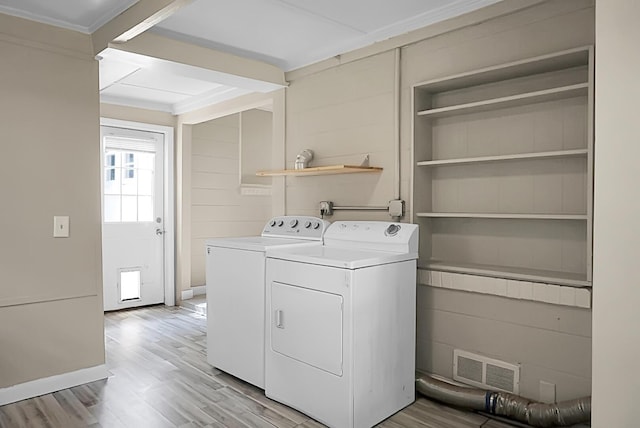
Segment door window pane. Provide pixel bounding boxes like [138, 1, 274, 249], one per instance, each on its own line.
[138, 196, 153, 222]
[103, 148, 156, 223]
[121, 196, 137, 222]
[104, 195, 121, 222]
[124, 153, 135, 179]
[137, 169, 153, 196]
[121, 166, 138, 195]
[137, 153, 154, 170]
[105, 153, 118, 167]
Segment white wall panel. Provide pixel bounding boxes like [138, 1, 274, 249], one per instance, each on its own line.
[592, 0, 640, 424]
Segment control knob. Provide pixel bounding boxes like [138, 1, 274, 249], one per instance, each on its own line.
[312, 221, 320, 229]
[269, 220, 276, 227]
[289, 219, 298, 228]
[385, 224, 401, 236]
[304, 221, 312, 229]
[277, 220, 284, 227]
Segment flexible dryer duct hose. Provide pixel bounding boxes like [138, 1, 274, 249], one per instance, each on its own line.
[415, 374, 591, 427]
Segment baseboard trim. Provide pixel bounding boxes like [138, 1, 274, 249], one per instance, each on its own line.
[182, 286, 206, 301]
[0, 364, 110, 406]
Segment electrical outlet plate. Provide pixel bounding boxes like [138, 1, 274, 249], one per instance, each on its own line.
[389, 199, 404, 217]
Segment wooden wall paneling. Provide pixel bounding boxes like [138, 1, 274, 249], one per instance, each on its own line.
[189, 113, 272, 286]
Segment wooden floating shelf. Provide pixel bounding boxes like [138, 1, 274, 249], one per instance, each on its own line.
[256, 165, 383, 177]
[417, 149, 588, 167]
[424, 260, 590, 287]
[416, 212, 587, 220]
[417, 83, 588, 118]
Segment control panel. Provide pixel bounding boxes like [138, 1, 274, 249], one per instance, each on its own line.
[324, 221, 419, 253]
[262, 216, 330, 240]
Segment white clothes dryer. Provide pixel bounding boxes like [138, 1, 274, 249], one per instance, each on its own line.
[205, 216, 329, 389]
[265, 221, 419, 428]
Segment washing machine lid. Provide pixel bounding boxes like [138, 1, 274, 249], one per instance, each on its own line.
[206, 236, 323, 252]
[267, 245, 418, 269]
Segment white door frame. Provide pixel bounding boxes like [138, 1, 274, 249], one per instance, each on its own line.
[100, 118, 176, 307]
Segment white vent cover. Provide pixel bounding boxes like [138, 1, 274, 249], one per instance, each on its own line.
[453, 349, 520, 394]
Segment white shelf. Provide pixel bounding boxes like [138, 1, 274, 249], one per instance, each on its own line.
[417, 149, 587, 167]
[416, 83, 588, 118]
[416, 212, 587, 220]
[256, 165, 383, 177]
[425, 260, 590, 287]
[415, 46, 590, 92]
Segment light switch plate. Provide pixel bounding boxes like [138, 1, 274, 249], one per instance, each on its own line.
[53, 216, 69, 238]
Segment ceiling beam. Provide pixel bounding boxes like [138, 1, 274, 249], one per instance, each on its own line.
[91, 0, 192, 56]
[106, 31, 286, 88]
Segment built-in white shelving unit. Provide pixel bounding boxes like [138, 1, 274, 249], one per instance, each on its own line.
[411, 46, 594, 288]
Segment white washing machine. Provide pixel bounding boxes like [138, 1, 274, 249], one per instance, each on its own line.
[205, 216, 329, 389]
[265, 221, 419, 428]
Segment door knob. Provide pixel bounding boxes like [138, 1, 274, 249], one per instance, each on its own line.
[155, 228, 164, 236]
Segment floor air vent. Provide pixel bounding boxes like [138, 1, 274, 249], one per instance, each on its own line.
[453, 349, 520, 394]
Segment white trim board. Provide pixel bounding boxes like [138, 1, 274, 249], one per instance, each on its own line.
[181, 286, 205, 300]
[100, 118, 176, 307]
[418, 269, 591, 308]
[0, 365, 109, 406]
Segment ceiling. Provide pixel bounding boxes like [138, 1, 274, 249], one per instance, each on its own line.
[97, 47, 282, 114]
[0, 0, 139, 33]
[153, 0, 501, 72]
[0, 0, 502, 114]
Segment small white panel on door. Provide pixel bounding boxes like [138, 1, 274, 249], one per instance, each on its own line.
[271, 282, 343, 376]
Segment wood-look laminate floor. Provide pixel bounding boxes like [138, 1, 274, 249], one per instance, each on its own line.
[0, 305, 517, 428]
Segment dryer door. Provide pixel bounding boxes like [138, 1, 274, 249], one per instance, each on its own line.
[270, 281, 343, 376]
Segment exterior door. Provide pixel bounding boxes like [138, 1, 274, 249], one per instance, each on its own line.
[101, 125, 165, 311]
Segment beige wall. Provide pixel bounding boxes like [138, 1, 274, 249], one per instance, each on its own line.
[189, 113, 273, 286]
[592, 0, 640, 424]
[284, 0, 594, 401]
[241, 109, 273, 186]
[0, 15, 105, 387]
[285, 50, 398, 220]
[176, 91, 285, 296]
